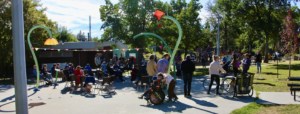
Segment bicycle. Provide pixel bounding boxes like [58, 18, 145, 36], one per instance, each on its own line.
[202, 73, 236, 95]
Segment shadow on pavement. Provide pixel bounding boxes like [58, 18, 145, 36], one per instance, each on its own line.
[0, 91, 37, 113]
[0, 85, 13, 93]
[188, 97, 218, 107]
[140, 101, 217, 114]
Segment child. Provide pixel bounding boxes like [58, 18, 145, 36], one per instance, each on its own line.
[138, 73, 164, 101]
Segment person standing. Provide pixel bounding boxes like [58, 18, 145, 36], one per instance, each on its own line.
[146, 55, 157, 77]
[255, 51, 262, 74]
[157, 53, 170, 73]
[231, 54, 241, 77]
[242, 53, 251, 74]
[181, 55, 195, 97]
[207, 55, 226, 95]
[175, 53, 182, 77]
[94, 53, 103, 68]
[163, 73, 178, 102]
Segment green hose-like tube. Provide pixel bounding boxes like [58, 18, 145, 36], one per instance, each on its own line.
[163, 16, 183, 79]
[27, 25, 53, 89]
[133, 32, 172, 54]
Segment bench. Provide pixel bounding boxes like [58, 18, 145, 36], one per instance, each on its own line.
[288, 77, 300, 101]
[291, 88, 300, 101]
[287, 83, 300, 95]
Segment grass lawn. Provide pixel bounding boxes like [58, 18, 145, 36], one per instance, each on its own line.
[249, 60, 300, 92]
[191, 60, 300, 92]
[231, 103, 300, 114]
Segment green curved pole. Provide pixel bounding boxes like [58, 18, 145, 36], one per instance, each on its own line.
[163, 16, 183, 79]
[133, 32, 172, 54]
[27, 25, 53, 90]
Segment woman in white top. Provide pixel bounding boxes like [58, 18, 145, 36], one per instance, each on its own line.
[163, 73, 178, 102]
[207, 55, 226, 95]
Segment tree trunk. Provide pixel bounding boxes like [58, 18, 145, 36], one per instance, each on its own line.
[289, 54, 291, 78]
[184, 48, 188, 59]
[264, 33, 269, 63]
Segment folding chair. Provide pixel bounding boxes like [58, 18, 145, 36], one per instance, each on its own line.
[94, 75, 115, 95]
[137, 76, 151, 91]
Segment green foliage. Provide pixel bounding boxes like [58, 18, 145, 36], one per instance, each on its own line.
[0, 0, 57, 76]
[210, 0, 300, 59]
[100, 0, 204, 52]
[53, 26, 78, 42]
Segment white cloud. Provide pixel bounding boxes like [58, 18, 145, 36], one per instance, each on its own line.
[40, 0, 104, 38]
[41, 0, 210, 38]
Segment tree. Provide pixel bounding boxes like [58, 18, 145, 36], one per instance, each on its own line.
[53, 26, 78, 42]
[77, 31, 87, 41]
[174, 0, 203, 56]
[210, 0, 293, 61]
[280, 9, 299, 77]
[0, 0, 57, 77]
[100, 0, 204, 54]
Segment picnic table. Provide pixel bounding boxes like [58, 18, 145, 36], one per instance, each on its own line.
[287, 77, 300, 101]
[288, 77, 300, 81]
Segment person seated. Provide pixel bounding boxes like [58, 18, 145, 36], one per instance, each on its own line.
[31, 65, 37, 81]
[50, 64, 57, 78]
[101, 61, 108, 77]
[84, 63, 93, 76]
[131, 64, 140, 82]
[138, 73, 164, 101]
[113, 61, 125, 82]
[74, 66, 84, 89]
[63, 66, 74, 86]
[40, 64, 53, 85]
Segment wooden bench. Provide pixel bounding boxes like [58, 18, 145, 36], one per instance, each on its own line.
[288, 77, 300, 101]
[291, 88, 300, 101]
[287, 83, 300, 95]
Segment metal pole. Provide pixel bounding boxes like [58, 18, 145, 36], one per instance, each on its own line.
[89, 15, 91, 41]
[12, 0, 28, 113]
[217, 17, 220, 56]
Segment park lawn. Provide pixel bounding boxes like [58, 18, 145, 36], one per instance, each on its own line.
[249, 60, 300, 92]
[191, 60, 300, 92]
[231, 103, 300, 114]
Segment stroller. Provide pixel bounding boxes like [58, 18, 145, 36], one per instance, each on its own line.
[233, 73, 254, 97]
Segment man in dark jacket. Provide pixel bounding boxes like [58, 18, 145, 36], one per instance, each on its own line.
[181, 55, 196, 97]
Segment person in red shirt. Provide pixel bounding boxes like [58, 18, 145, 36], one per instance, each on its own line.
[74, 65, 84, 89]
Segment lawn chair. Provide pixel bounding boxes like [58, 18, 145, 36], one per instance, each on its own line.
[137, 76, 151, 91]
[94, 75, 115, 95]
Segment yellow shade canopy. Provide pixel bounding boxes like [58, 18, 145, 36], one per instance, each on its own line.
[44, 38, 58, 45]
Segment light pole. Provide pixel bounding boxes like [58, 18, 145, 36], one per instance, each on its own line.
[12, 0, 28, 113]
[216, 15, 221, 56]
[27, 25, 58, 91]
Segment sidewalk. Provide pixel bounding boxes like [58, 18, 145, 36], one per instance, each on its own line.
[257, 92, 300, 104]
[0, 77, 254, 114]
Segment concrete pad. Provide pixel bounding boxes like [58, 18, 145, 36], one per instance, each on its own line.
[257, 92, 300, 104]
[0, 77, 254, 114]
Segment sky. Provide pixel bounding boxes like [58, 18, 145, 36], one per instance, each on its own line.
[40, 0, 211, 38]
[40, 0, 299, 39]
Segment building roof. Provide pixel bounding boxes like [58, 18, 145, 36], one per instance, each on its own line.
[47, 41, 128, 50]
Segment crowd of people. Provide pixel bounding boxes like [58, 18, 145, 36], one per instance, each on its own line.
[30, 50, 264, 104]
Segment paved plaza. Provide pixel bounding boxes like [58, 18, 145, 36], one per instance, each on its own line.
[0, 76, 258, 114]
